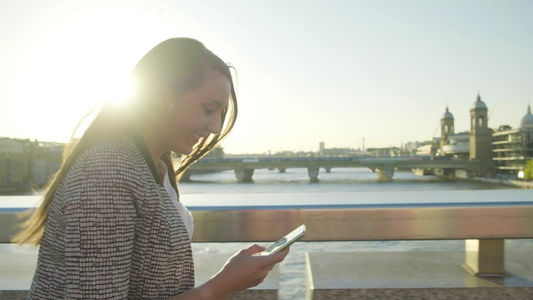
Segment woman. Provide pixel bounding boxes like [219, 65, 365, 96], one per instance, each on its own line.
[14, 38, 289, 299]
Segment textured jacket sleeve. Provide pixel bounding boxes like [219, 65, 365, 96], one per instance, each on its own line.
[61, 147, 138, 299]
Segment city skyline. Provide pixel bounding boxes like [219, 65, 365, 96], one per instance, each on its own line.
[1, 1, 532, 154]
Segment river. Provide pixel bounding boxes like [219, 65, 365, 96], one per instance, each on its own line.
[179, 167, 514, 194]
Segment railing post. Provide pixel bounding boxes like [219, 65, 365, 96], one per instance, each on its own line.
[462, 239, 507, 277]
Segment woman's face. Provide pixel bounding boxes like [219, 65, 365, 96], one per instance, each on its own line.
[164, 69, 231, 155]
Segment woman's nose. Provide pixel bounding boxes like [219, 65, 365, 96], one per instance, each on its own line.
[207, 113, 223, 135]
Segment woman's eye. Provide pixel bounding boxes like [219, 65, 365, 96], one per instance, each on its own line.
[204, 107, 215, 116]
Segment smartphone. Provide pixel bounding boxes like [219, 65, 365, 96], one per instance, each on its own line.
[256, 225, 306, 256]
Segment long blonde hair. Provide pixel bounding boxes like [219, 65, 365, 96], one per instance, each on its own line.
[13, 38, 238, 245]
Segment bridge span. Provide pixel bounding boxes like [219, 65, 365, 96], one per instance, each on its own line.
[185, 156, 470, 182]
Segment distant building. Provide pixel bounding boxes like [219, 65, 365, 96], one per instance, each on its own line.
[0, 138, 63, 193]
[205, 146, 225, 159]
[438, 106, 470, 159]
[440, 106, 454, 154]
[318, 142, 365, 157]
[469, 94, 494, 177]
[366, 147, 401, 157]
[437, 94, 532, 178]
[32, 141, 64, 187]
[0, 138, 33, 193]
[415, 139, 439, 156]
[492, 105, 533, 178]
[403, 142, 418, 156]
[440, 132, 470, 159]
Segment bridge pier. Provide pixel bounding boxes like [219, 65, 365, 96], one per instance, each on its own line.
[325, 167, 332, 173]
[308, 166, 319, 183]
[376, 166, 395, 182]
[235, 168, 254, 183]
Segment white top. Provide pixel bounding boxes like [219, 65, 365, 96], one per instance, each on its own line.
[159, 160, 194, 240]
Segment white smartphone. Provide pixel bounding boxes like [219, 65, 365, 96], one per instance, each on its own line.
[256, 225, 306, 256]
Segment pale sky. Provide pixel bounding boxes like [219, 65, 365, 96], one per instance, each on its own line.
[1, 0, 532, 154]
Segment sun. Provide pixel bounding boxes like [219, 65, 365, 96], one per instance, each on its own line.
[16, 47, 134, 142]
[14, 21, 139, 142]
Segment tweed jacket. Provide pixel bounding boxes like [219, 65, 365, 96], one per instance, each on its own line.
[27, 132, 194, 300]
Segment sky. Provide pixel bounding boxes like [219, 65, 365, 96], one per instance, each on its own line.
[0, 0, 532, 154]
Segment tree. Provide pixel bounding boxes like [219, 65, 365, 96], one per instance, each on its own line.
[524, 159, 533, 180]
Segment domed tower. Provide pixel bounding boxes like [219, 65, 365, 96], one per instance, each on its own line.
[440, 106, 454, 155]
[469, 93, 494, 176]
[520, 104, 533, 130]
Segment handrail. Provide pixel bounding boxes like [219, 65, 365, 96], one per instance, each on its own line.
[1, 190, 532, 243]
[1, 190, 533, 278]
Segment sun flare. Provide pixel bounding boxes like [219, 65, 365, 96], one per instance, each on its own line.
[14, 15, 145, 142]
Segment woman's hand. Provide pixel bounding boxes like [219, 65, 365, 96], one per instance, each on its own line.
[204, 244, 290, 299]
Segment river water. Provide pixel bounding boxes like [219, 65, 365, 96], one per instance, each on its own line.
[2, 168, 529, 299]
[179, 167, 512, 194]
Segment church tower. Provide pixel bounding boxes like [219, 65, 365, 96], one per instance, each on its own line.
[440, 106, 454, 155]
[469, 93, 493, 176]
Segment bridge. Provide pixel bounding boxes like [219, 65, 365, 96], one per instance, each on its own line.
[185, 156, 470, 182]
